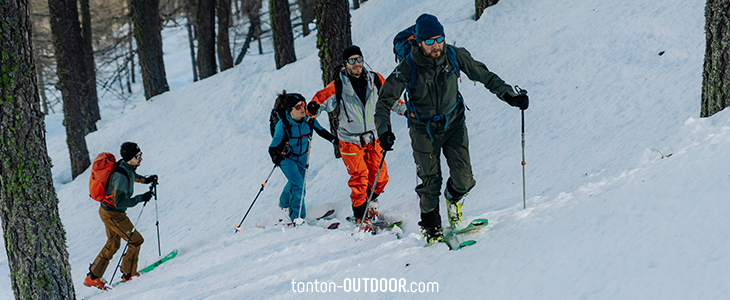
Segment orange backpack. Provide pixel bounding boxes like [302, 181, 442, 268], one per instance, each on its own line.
[89, 152, 117, 206]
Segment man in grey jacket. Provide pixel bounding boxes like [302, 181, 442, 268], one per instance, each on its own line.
[308, 45, 405, 229]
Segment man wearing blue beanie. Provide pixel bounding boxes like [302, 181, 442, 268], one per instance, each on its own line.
[375, 13, 529, 245]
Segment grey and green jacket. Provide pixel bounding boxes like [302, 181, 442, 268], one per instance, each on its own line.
[375, 44, 516, 136]
[102, 160, 146, 212]
[312, 68, 406, 146]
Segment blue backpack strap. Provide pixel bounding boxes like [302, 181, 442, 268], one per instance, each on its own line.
[403, 46, 464, 140]
[445, 45, 460, 78]
[404, 54, 420, 127]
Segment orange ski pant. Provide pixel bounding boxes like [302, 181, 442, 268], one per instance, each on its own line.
[339, 140, 389, 207]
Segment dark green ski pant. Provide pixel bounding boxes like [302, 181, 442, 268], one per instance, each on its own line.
[409, 120, 476, 214]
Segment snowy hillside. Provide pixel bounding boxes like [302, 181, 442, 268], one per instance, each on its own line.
[2, 0, 728, 299]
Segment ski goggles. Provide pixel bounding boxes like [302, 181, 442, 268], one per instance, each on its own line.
[294, 102, 306, 110]
[346, 56, 364, 65]
[423, 36, 445, 46]
[135, 152, 143, 160]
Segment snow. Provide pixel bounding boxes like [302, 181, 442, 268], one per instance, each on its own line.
[1, 0, 727, 298]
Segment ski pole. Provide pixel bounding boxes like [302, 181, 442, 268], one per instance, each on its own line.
[358, 150, 387, 232]
[109, 184, 152, 284]
[521, 109, 526, 209]
[516, 86, 528, 209]
[234, 165, 277, 232]
[295, 131, 314, 225]
[152, 180, 160, 256]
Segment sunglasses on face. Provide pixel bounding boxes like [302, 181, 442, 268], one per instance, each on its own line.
[294, 102, 306, 110]
[135, 152, 143, 160]
[423, 36, 445, 46]
[346, 56, 364, 65]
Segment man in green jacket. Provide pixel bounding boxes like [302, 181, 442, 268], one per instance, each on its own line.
[84, 142, 157, 290]
[375, 14, 529, 244]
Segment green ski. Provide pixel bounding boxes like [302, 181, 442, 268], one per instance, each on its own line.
[441, 218, 488, 250]
[113, 249, 178, 285]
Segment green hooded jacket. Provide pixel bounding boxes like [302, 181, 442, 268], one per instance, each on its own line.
[375, 44, 516, 135]
[102, 160, 146, 212]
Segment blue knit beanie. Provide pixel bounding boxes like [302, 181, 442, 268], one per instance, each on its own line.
[415, 14, 444, 43]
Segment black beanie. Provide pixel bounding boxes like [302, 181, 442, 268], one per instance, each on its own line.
[284, 93, 306, 111]
[341, 45, 363, 61]
[120, 142, 140, 162]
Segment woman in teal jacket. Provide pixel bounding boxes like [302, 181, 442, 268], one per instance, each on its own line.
[269, 91, 335, 223]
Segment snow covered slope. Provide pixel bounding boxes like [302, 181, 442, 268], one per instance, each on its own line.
[2, 0, 727, 299]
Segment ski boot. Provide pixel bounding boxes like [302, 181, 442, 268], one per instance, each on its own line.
[122, 273, 140, 283]
[418, 221, 443, 245]
[83, 272, 107, 290]
[444, 185, 465, 228]
[366, 190, 381, 221]
[367, 199, 380, 222]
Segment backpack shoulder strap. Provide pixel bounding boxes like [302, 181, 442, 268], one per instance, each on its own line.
[405, 54, 418, 92]
[112, 163, 131, 189]
[333, 76, 353, 123]
[372, 72, 382, 89]
[334, 76, 343, 102]
[445, 45, 460, 78]
[277, 110, 292, 143]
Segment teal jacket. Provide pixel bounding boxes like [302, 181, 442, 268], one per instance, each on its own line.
[375, 44, 516, 135]
[102, 160, 146, 212]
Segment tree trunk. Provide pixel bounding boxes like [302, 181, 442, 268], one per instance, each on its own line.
[130, 0, 170, 99]
[315, 0, 351, 158]
[129, 17, 136, 84]
[297, 0, 315, 36]
[217, 0, 234, 71]
[1, 2, 77, 299]
[701, 0, 730, 117]
[235, 20, 259, 65]
[186, 1, 199, 82]
[48, 0, 91, 178]
[475, 0, 499, 21]
[80, 0, 101, 124]
[269, 0, 297, 69]
[196, 0, 217, 79]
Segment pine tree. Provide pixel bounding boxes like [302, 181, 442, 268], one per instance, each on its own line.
[315, 0, 351, 158]
[297, 0, 316, 36]
[1, 1, 77, 298]
[48, 0, 91, 178]
[217, 0, 234, 71]
[80, 0, 101, 123]
[196, 0, 218, 78]
[130, 0, 170, 99]
[270, 0, 297, 69]
[701, 0, 730, 117]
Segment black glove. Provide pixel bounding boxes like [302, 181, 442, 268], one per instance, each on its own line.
[379, 131, 396, 151]
[141, 191, 153, 203]
[144, 175, 158, 184]
[268, 146, 285, 166]
[503, 93, 529, 110]
[307, 101, 320, 116]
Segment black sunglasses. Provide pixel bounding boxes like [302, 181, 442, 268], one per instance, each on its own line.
[346, 56, 364, 65]
[135, 152, 143, 160]
[424, 36, 445, 46]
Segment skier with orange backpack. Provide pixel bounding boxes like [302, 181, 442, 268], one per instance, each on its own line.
[308, 45, 406, 231]
[84, 142, 157, 290]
